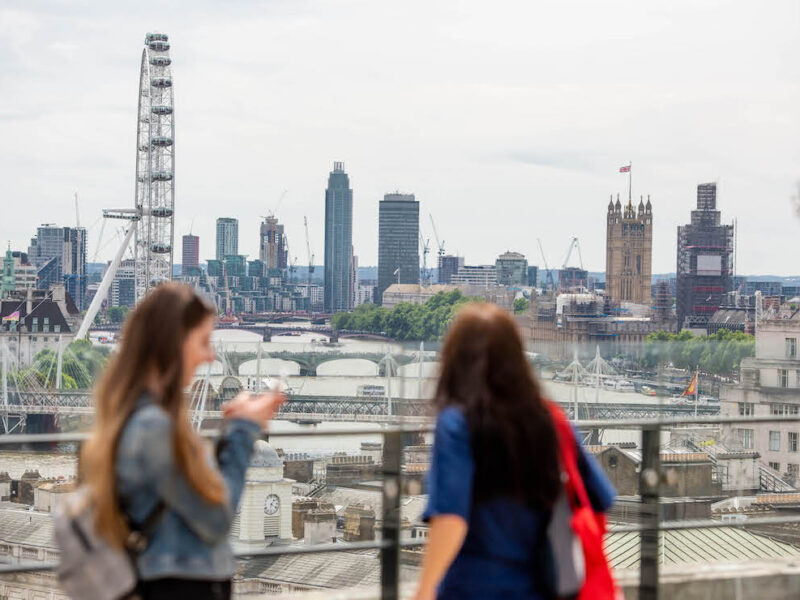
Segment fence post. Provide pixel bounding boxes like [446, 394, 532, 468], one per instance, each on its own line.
[639, 424, 661, 600]
[381, 429, 402, 600]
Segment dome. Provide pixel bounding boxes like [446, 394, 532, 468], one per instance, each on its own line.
[250, 440, 283, 468]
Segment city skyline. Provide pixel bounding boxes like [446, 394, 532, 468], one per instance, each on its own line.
[1, 1, 799, 275]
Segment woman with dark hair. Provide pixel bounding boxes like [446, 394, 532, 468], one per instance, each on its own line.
[80, 283, 283, 600]
[413, 303, 615, 600]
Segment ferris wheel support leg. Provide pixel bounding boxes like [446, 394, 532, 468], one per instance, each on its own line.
[1, 340, 8, 434]
[76, 222, 137, 340]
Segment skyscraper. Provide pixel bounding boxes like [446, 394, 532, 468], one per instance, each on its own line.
[216, 218, 239, 261]
[606, 194, 653, 305]
[495, 251, 528, 286]
[377, 193, 419, 303]
[438, 255, 464, 284]
[259, 216, 287, 271]
[324, 162, 353, 313]
[28, 225, 87, 308]
[676, 183, 734, 331]
[182, 234, 200, 276]
[63, 227, 87, 310]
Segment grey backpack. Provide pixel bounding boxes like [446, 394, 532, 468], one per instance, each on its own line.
[545, 486, 586, 597]
[54, 487, 165, 600]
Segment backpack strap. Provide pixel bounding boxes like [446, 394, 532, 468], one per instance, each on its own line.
[547, 402, 592, 512]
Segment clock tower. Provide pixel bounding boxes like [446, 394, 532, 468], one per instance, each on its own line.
[232, 440, 294, 549]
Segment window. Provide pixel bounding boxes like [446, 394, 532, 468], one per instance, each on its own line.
[737, 429, 754, 450]
[787, 338, 797, 359]
[739, 402, 754, 416]
[769, 462, 781, 472]
[770, 431, 781, 451]
[772, 403, 800, 415]
[788, 464, 800, 480]
[43, 317, 49, 332]
[780, 369, 789, 388]
[789, 432, 798, 453]
[54, 325, 60, 333]
[31, 317, 38, 332]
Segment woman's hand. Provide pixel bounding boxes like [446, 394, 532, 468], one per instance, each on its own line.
[223, 391, 285, 428]
[411, 587, 436, 600]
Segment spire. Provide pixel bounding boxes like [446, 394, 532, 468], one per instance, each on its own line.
[645, 194, 652, 212]
[608, 195, 614, 211]
[638, 195, 645, 213]
[615, 194, 621, 211]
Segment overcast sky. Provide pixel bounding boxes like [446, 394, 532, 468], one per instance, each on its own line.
[2, 0, 799, 275]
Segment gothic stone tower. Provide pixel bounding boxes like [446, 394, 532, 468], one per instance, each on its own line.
[606, 194, 653, 305]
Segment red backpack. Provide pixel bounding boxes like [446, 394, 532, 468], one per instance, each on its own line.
[547, 403, 620, 600]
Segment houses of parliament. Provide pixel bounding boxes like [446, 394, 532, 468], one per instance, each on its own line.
[606, 194, 653, 306]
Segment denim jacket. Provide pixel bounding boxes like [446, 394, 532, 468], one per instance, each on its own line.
[115, 396, 261, 581]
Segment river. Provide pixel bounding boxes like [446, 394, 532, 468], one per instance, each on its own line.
[0, 325, 670, 476]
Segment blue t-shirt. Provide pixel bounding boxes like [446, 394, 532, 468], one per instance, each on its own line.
[423, 406, 616, 600]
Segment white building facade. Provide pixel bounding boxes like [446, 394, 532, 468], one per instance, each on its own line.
[721, 308, 800, 484]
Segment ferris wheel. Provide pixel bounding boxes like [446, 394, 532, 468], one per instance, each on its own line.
[134, 32, 175, 302]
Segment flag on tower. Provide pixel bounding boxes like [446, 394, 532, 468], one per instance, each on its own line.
[681, 371, 698, 397]
[619, 165, 631, 173]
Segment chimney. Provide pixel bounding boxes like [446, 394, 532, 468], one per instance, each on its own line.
[26, 287, 33, 315]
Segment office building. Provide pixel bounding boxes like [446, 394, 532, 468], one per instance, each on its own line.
[377, 193, 419, 303]
[110, 259, 136, 308]
[216, 218, 239, 262]
[495, 251, 528, 287]
[182, 234, 200, 276]
[259, 216, 287, 271]
[720, 305, 800, 485]
[1, 248, 37, 296]
[438, 255, 464, 284]
[558, 267, 589, 292]
[27, 225, 87, 309]
[451, 265, 497, 287]
[676, 183, 734, 331]
[527, 266, 539, 288]
[324, 162, 354, 312]
[606, 194, 653, 305]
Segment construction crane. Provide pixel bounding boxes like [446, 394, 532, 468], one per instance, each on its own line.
[304, 216, 315, 307]
[429, 213, 445, 282]
[74, 190, 80, 228]
[419, 233, 431, 286]
[562, 236, 584, 269]
[283, 232, 297, 284]
[537, 238, 556, 292]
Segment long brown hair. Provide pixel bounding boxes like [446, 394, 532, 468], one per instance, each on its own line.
[81, 283, 225, 547]
[435, 303, 561, 509]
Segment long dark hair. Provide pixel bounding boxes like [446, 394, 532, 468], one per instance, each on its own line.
[81, 283, 225, 547]
[434, 303, 561, 509]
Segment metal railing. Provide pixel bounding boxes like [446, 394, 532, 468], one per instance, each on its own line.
[3, 414, 800, 598]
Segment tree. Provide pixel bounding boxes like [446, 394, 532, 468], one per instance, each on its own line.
[640, 329, 754, 375]
[107, 306, 129, 324]
[331, 290, 478, 341]
[513, 298, 530, 314]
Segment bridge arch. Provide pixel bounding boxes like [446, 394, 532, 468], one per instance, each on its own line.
[239, 358, 302, 376]
[316, 358, 380, 376]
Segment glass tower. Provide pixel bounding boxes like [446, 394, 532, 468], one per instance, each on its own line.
[378, 193, 419, 304]
[216, 218, 239, 262]
[324, 162, 353, 313]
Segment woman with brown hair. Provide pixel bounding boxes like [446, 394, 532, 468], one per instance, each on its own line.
[80, 283, 283, 600]
[413, 303, 615, 600]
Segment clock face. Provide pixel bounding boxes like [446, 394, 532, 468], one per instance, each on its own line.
[264, 494, 280, 515]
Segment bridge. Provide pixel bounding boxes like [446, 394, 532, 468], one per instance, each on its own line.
[89, 323, 395, 342]
[0, 387, 720, 433]
[217, 349, 419, 377]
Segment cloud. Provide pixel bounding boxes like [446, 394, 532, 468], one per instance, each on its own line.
[0, 0, 799, 276]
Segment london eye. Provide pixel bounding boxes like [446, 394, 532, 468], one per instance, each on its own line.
[134, 32, 175, 301]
